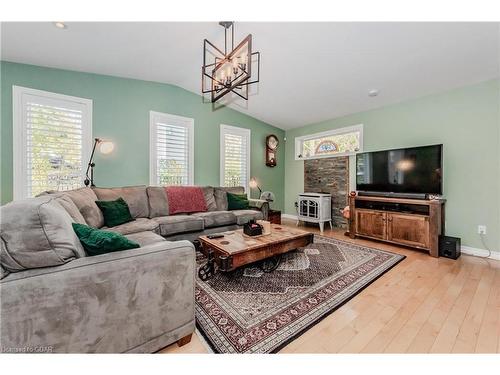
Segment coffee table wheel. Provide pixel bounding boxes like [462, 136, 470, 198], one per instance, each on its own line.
[259, 255, 282, 273]
[198, 263, 215, 281]
[193, 239, 203, 252]
[198, 250, 215, 281]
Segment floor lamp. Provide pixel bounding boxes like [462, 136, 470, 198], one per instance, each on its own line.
[84, 138, 115, 187]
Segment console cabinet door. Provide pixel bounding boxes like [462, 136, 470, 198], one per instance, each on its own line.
[387, 213, 429, 249]
[355, 210, 386, 239]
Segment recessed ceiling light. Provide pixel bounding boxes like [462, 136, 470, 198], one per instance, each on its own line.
[368, 89, 379, 97]
[53, 22, 67, 29]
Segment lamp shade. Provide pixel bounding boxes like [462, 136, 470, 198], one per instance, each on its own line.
[99, 141, 114, 155]
[249, 177, 258, 189]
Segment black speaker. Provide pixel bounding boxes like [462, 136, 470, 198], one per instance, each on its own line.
[439, 235, 461, 259]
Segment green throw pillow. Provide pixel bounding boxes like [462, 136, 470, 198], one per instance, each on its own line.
[95, 197, 134, 227]
[227, 192, 250, 210]
[72, 223, 140, 256]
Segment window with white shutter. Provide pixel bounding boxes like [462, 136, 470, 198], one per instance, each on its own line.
[149, 111, 194, 186]
[220, 124, 250, 192]
[13, 86, 92, 200]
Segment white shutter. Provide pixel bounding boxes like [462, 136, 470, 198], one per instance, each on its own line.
[13, 86, 92, 200]
[220, 124, 250, 191]
[150, 111, 194, 186]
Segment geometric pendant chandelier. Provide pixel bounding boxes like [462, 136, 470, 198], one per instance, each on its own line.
[202, 21, 260, 103]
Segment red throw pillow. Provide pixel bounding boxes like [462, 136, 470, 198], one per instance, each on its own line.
[165, 186, 207, 215]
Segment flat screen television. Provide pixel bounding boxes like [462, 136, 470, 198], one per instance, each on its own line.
[356, 144, 443, 195]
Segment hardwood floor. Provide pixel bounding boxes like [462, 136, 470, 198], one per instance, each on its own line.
[159, 219, 500, 354]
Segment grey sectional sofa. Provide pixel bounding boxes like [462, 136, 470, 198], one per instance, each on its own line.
[0, 185, 268, 353]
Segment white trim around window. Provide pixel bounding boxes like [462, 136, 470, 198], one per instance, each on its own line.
[12, 86, 92, 200]
[294, 124, 364, 160]
[220, 124, 251, 193]
[149, 111, 194, 186]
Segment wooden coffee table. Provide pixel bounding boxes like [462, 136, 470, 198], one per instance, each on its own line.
[197, 224, 314, 280]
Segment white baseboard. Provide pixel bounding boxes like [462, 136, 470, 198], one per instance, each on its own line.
[461, 246, 500, 260]
[281, 213, 298, 221]
[280, 213, 499, 261]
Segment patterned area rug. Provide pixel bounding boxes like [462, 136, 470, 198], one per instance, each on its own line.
[195, 235, 405, 353]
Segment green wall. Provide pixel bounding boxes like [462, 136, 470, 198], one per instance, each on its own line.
[1, 61, 498, 252]
[284, 79, 500, 252]
[0, 61, 285, 209]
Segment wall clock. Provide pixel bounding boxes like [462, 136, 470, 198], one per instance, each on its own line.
[266, 134, 279, 167]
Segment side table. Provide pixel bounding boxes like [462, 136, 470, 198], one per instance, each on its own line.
[268, 209, 281, 224]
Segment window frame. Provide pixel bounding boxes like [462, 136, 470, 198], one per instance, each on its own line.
[219, 124, 251, 193]
[294, 124, 364, 160]
[149, 110, 194, 186]
[12, 85, 93, 200]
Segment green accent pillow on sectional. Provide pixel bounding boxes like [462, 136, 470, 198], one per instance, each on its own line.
[72, 223, 140, 256]
[227, 192, 250, 210]
[95, 197, 134, 227]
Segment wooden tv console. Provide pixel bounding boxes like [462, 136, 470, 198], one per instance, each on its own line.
[348, 195, 445, 257]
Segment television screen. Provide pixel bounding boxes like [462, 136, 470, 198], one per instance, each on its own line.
[356, 144, 443, 195]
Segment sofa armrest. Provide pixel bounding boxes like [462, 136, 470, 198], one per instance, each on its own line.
[248, 199, 269, 220]
[0, 240, 196, 353]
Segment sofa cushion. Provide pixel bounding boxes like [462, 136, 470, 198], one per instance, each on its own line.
[53, 194, 87, 224]
[152, 215, 204, 236]
[0, 196, 85, 272]
[146, 186, 169, 218]
[214, 186, 245, 211]
[96, 197, 134, 227]
[231, 209, 264, 225]
[102, 218, 160, 235]
[62, 187, 104, 228]
[201, 186, 217, 211]
[93, 186, 149, 218]
[72, 223, 140, 257]
[125, 231, 167, 247]
[191, 211, 237, 228]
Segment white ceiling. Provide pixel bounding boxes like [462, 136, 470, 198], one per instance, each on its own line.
[1, 22, 499, 129]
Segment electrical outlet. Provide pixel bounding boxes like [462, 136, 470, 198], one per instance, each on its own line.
[478, 225, 487, 235]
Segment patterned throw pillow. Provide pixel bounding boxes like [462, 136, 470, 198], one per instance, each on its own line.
[95, 197, 134, 228]
[72, 223, 140, 256]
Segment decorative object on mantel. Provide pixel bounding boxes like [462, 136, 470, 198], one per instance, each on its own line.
[297, 193, 333, 233]
[84, 138, 114, 187]
[202, 21, 261, 103]
[265, 134, 279, 167]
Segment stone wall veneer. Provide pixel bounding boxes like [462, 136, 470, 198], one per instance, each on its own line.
[304, 157, 349, 228]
